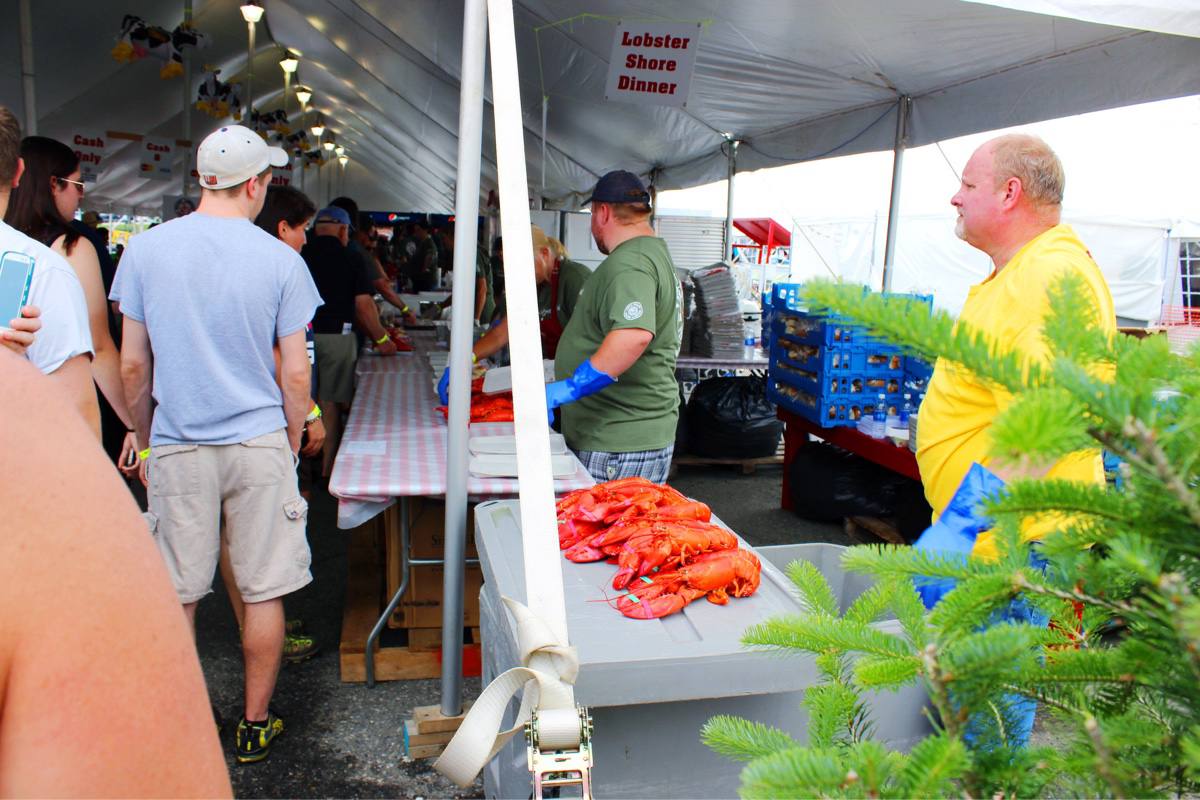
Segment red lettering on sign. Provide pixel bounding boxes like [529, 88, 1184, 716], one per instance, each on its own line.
[624, 53, 677, 71]
[146, 142, 170, 153]
[617, 75, 678, 95]
[620, 30, 690, 49]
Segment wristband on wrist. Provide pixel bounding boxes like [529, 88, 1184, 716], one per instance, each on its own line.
[401, 305, 411, 314]
[138, 448, 151, 461]
[306, 405, 322, 423]
[375, 333, 390, 345]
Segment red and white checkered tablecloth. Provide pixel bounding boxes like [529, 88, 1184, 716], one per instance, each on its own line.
[329, 359, 594, 528]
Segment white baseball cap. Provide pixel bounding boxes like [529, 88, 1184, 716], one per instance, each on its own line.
[196, 125, 289, 190]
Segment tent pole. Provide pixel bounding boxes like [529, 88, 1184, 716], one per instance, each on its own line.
[18, 0, 36, 135]
[723, 139, 739, 261]
[181, 0, 193, 198]
[881, 95, 910, 292]
[439, 0, 487, 719]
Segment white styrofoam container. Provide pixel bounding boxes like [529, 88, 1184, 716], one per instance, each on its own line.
[469, 433, 568, 455]
[474, 502, 933, 799]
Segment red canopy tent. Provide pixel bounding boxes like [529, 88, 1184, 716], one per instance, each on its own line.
[733, 218, 791, 264]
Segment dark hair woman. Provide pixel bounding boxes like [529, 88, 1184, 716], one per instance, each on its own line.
[4, 136, 137, 473]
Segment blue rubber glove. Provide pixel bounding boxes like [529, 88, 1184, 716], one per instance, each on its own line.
[437, 366, 450, 405]
[544, 359, 615, 423]
[912, 462, 1005, 609]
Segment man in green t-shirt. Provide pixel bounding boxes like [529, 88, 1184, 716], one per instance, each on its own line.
[549, 170, 682, 483]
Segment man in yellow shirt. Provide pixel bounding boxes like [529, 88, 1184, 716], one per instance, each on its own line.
[916, 134, 1116, 559]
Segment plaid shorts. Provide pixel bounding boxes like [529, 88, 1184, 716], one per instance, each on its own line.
[576, 445, 674, 484]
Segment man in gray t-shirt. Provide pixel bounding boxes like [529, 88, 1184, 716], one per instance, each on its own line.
[111, 125, 322, 764]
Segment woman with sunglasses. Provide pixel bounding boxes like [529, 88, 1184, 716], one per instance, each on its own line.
[5, 136, 137, 474]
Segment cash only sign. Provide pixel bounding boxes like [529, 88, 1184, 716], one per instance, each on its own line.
[604, 20, 701, 108]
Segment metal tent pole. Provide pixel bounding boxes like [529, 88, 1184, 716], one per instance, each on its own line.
[439, 0, 488, 718]
[881, 95, 911, 293]
[18, 0, 36, 135]
[723, 139, 739, 261]
[181, 0, 193, 198]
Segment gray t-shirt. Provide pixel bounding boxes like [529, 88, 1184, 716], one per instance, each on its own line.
[110, 213, 323, 446]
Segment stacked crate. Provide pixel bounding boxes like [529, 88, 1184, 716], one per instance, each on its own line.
[765, 284, 929, 428]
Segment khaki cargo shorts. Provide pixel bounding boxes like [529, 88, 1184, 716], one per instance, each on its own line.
[146, 429, 313, 604]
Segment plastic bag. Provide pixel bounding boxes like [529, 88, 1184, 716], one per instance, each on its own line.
[685, 376, 782, 459]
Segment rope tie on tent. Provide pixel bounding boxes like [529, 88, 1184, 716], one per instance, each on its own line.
[434, 596, 582, 787]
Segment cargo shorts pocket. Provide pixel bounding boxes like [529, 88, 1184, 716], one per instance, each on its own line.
[150, 444, 200, 497]
[283, 497, 312, 569]
[239, 432, 291, 487]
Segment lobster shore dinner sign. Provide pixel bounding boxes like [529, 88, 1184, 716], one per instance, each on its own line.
[604, 20, 700, 108]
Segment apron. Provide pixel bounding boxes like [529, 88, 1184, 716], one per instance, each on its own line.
[539, 264, 564, 359]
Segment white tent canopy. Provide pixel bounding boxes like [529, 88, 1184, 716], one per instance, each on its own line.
[2, 0, 1198, 215]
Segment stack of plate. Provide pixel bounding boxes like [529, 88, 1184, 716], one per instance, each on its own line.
[690, 264, 745, 357]
[467, 433, 576, 477]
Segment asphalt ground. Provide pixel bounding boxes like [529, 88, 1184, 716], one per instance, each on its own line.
[192, 461, 846, 798]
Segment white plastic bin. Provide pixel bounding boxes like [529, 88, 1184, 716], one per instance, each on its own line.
[475, 502, 932, 799]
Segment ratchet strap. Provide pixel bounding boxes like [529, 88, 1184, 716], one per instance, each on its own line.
[433, 597, 580, 786]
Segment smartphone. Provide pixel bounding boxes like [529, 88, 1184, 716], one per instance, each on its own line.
[0, 251, 35, 331]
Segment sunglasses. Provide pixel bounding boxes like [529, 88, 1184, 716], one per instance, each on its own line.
[56, 176, 86, 194]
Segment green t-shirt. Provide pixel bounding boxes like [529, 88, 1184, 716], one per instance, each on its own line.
[556, 258, 590, 328]
[476, 245, 496, 322]
[554, 236, 682, 453]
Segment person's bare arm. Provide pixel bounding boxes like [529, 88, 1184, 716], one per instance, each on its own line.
[474, 275, 487, 322]
[120, 318, 154, 457]
[278, 329, 312, 455]
[355, 294, 397, 355]
[46, 353, 100, 440]
[0, 352, 231, 798]
[372, 276, 411, 314]
[66, 240, 138, 463]
[473, 317, 509, 361]
[589, 327, 654, 378]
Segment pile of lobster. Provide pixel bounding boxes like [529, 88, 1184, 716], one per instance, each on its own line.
[435, 377, 515, 423]
[556, 477, 761, 619]
[383, 327, 414, 351]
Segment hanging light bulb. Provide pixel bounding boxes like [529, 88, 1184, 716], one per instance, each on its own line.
[338, 155, 349, 167]
[310, 116, 325, 138]
[279, 52, 299, 74]
[334, 145, 345, 157]
[295, 85, 312, 108]
[239, 2, 264, 23]
[323, 140, 335, 151]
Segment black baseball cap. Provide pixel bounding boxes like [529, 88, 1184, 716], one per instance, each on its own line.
[584, 170, 650, 205]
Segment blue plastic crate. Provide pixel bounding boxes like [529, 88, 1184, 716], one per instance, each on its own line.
[904, 355, 934, 383]
[771, 337, 904, 373]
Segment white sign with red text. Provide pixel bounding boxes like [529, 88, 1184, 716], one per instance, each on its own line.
[139, 136, 175, 181]
[269, 158, 294, 187]
[604, 21, 700, 108]
[71, 131, 107, 182]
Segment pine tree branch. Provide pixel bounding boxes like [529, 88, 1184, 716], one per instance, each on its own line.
[1084, 715, 1129, 799]
[1093, 422, 1200, 532]
[1011, 571, 1136, 616]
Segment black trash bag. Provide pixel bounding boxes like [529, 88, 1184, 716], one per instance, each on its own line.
[674, 382, 690, 455]
[685, 376, 782, 459]
[788, 442, 926, 526]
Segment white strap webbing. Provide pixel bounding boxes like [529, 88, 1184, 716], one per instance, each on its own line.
[434, 0, 579, 787]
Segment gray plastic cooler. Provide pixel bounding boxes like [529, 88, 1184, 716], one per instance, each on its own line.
[474, 501, 932, 799]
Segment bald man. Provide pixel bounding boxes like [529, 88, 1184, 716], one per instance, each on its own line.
[916, 134, 1116, 560]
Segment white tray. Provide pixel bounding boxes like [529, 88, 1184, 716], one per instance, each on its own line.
[469, 452, 578, 478]
[482, 360, 556, 394]
[469, 433, 568, 455]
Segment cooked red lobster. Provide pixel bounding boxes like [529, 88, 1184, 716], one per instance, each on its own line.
[615, 548, 762, 619]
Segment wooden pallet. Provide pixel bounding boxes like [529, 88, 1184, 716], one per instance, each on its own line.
[402, 703, 475, 760]
[339, 522, 482, 683]
[844, 515, 907, 546]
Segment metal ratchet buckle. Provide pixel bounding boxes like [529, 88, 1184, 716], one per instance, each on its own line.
[525, 707, 594, 800]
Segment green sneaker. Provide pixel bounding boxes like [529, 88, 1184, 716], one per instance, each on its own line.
[283, 631, 319, 663]
[235, 712, 284, 764]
